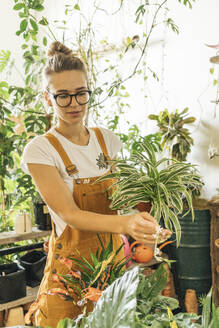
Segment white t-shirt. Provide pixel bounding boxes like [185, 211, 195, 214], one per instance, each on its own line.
[21, 127, 122, 236]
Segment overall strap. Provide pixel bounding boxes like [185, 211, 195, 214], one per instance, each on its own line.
[91, 127, 110, 160]
[45, 133, 78, 176]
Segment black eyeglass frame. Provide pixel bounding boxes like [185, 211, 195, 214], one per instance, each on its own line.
[50, 90, 92, 107]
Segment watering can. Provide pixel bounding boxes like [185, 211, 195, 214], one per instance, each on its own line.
[130, 240, 173, 264]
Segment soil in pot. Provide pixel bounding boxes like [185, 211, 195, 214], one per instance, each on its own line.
[19, 250, 47, 287]
[0, 263, 26, 303]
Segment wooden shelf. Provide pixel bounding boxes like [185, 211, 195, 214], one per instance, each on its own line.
[0, 227, 51, 245]
[0, 285, 39, 311]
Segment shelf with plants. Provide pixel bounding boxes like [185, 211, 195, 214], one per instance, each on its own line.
[0, 227, 51, 246]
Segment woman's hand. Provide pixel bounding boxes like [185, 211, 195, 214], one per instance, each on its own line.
[125, 212, 171, 244]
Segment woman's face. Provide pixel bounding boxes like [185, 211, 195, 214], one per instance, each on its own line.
[45, 70, 89, 125]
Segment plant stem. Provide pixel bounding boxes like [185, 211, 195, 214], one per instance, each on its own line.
[89, 0, 168, 109]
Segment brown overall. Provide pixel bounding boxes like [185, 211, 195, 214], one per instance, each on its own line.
[34, 128, 124, 328]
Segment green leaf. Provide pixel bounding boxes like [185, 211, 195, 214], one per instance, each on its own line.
[0, 50, 11, 73]
[137, 264, 167, 300]
[21, 44, 28, 49]
[201, 288, 212, 327]
[43, 36, 47, 46]
[13, 3, 24, 10]
[57, 318, 75, 328]
[30, 18, 38, 31]
[34, 5, 44, 11]
[86, 267, 139, 327]
[20, 19, 28, 32]
[39, 17, 48, 26]
[74, 4, 80, 10]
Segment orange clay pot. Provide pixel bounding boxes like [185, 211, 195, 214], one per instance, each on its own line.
[136, 202, 152, 213]
[130, 241, 154, 263]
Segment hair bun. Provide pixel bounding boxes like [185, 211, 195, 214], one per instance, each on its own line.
[47, 41, 73, 57]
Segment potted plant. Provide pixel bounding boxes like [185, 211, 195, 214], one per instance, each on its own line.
[148, 107, 196, 162]
[25, 235, 129, 324]
[33, 192, 52, 231]
[19, 249, 47, 287]
[96, 138, 202, 246]
[0, 262, 26, 304]
[54, 265, 200, 327]
[149, 107, 212, 312]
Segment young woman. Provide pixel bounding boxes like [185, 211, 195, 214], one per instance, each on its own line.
[21, 41, 170, 327]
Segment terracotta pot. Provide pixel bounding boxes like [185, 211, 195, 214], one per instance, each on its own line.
[136, 202, 152, 213]
[185, 289, 198, 314]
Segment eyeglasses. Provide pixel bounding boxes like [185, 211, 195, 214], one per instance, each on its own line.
[51, 90, 92, 107]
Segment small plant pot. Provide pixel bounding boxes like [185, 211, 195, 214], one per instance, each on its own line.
[34, 202, 52, 231]
[136, 202, 152, 213]
[0, 263, 26, 304]
[19, 250, 47, 287]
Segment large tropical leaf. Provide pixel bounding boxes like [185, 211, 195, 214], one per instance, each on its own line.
[85, 266, 139, 328]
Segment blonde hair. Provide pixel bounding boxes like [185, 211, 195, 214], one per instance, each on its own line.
[44, 41, 88, 85]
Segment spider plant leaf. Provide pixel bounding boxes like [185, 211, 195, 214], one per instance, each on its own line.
[171, 192, 183, 213]
[166, 206, 181, 246]
[158, 182, 171, 207]
[111, 195, 148, 209]
[95, 173, 118, 183]
[181, 188, 194, 220]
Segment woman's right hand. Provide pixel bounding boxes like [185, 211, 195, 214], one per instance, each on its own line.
[125, 212, 171, 244]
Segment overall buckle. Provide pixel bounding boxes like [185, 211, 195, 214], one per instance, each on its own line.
[66, 165, 78, 176]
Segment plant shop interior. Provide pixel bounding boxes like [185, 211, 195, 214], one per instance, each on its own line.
[1, 0, 219, 327]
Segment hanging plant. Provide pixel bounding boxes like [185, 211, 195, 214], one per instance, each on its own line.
[148, 107, 196, 162]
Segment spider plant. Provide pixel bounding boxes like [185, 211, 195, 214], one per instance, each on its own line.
[97, 139, 203, 246]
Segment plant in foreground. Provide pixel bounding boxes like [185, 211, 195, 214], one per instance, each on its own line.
[25, 235, 128, 324]
[57, 265, 201, 328]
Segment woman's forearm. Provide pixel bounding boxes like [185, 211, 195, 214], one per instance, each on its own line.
[61, 209, 127, 234]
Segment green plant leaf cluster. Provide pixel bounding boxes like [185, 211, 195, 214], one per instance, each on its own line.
[62, 234, 128, 295]
[57, 265, 202, 328]
[96, 139, 203, 245]
[149, 108, 196, 162]
[17, 262, 219, 328]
